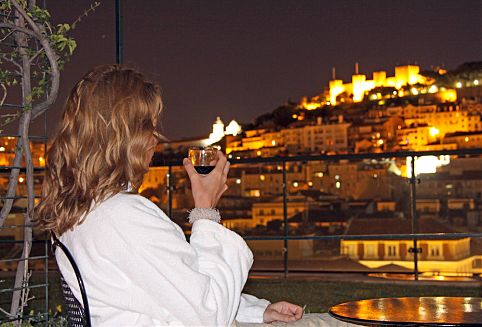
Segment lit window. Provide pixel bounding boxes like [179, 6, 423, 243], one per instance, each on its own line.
[260, 175, 265, 181]
[236, 179, 241, 184]
[456, 82, 462, 88]
[387, 245, 397, 256]
[292, 181, 299, 187]
[335, 181, 341, 189]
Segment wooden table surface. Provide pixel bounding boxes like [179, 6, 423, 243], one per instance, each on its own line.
[329, 297, 482, 326]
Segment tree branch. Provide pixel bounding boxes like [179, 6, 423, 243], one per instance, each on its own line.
[28, 47, 44, 64]
[10, 0, 42, 35]
[0, 53, 22, 71]
[0, 29, 15, 42]
[31, 36, 59, 120]
[0, 22, 38, 38]
[0, 84, 7, 108]
[2, 2, 60, 120]
[0, 306, 15, 318]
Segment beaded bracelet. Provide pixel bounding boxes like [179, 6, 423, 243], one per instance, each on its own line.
[188, 208, 221, 224]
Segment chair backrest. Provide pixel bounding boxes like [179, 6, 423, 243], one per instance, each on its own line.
[51, 233, 92, 327]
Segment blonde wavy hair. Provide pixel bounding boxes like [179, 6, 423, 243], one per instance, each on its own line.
[35, 65, 162, 236]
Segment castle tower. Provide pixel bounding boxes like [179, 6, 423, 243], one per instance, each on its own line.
[329, 66, 344, 105]
[208, 116, 225, 144]
[352, 62, 367, 102]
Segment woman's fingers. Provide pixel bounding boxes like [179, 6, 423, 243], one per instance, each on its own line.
[183, 158, 197, 179]
[214, 152, 227, 174]
[222, 161, 230, 182]
[289, 304, 303, 319]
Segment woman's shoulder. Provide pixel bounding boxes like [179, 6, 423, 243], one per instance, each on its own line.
[71, 192, 183, 243]
[87, 193, 171, 228]
[104, 192, 159, 209]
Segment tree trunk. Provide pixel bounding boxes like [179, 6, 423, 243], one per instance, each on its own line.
[9, 8, 33, 322]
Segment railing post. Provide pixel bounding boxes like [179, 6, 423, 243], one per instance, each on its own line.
[44, 109, 49, 324]
[282, 160, 288, 278]
[115, 0, 123, 64]
[409, 155, 419, 281]
[168, 165, 173, 218]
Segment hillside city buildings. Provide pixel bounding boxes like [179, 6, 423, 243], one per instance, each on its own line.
[1, 63, 481, 276]
[144, 63, 482, 277]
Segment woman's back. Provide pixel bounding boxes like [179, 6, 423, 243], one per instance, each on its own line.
[57, 192, 255, 326]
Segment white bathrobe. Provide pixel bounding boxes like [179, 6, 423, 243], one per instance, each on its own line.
[57, 192, 270, 326]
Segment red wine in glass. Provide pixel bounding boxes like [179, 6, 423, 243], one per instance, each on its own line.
[194, 166, 215, 174]
[188, 146, 218, 175]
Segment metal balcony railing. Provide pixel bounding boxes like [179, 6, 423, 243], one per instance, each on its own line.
[157, 148, 482, 279]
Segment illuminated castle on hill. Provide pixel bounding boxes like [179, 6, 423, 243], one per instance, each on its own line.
[330, 63, 426, 104]
[300, 63, 457, 109]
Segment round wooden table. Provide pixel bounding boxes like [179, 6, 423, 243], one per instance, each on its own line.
[329, 297, 482, 326]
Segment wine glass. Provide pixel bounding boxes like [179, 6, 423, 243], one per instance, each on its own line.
[188, 146, 218, 174]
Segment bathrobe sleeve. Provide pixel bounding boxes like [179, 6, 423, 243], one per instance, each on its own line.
[236, 293, 271, 323]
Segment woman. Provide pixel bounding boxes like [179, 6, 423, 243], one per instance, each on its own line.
[35, 65, 303, 326]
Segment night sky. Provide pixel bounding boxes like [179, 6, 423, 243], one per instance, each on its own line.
[46, 0, 482, 139]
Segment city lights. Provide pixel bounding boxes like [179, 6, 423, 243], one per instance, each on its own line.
[456, 82, 462, 88]
[428, 85, 438, 93]
[405, 156, 451, 176]
[429, 127, 440, 137]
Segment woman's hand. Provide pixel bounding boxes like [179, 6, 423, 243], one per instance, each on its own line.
[263, 301, 303, 323]
[183, 151, 230, 208]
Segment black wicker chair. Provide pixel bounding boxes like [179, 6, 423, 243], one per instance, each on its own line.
[51, 233, 92, 327]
